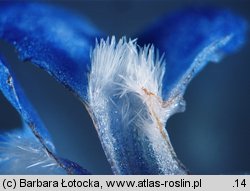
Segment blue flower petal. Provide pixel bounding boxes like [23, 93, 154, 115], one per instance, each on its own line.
[86, 9, 247, 174]
[139, 8, 247, 100]
[0, 56, 90, 174]
[0, 56, 54, 151]
[0, 2, 101, 100]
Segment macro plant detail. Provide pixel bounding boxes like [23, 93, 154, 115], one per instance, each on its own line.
[0, 2, 247, 174]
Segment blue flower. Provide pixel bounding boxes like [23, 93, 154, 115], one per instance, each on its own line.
[0, 2, 247, 174]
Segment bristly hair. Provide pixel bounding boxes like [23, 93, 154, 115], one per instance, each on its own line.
[0, 126, 65, 174]
[87, 36, 187, 174]
[88, 36, 169, 133]
[90, 36, 165, 94]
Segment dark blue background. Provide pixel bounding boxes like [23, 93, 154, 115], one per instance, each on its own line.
[0, 0, 249, 174]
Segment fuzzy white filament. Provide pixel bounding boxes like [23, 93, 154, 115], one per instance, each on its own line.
[0, 127, 65, 174]
[88, 37, 167, 131]
[88, 37, 186, 174]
